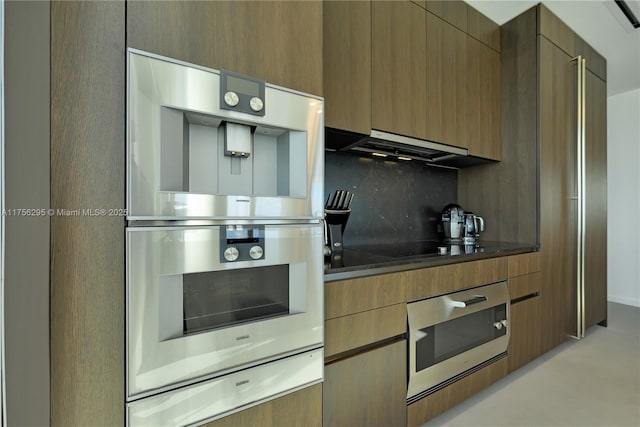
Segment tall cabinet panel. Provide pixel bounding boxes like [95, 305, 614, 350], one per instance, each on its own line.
[50, 1, 125, 425]
[372, 1, 427, 139]
[538, 36, 577, 352]
[584, 70, 607, 330]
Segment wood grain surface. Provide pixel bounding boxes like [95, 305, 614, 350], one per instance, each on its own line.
[425, 12, 469, 149]
[538, 36, 577, 352]
[127, 1, 323, 95]
[324, 340, 406, 427]
[508, 294, 542, 372]
[325, 271, 407, 319]
[508, 271, 541, 301]
[323, 0, 371, 134]
[50, 1, 125, 425]
[324, 303, 407, 357]
[425, 0, 468, 32]
[406, 258, 508, 301]
[584, 70, 608, 329]
[467, 5, 501, 52]
[508, 252, 541, 278]
[372, 0, 428, 139]
[458, 13, 537, 243]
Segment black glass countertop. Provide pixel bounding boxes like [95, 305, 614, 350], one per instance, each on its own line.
[324, 240, 537, 281]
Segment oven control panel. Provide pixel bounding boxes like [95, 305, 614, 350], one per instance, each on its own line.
[220, 225, 265, 262]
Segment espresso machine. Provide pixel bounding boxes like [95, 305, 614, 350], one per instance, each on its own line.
[441, 204, 465, 243]
[441, 204, 485, 244]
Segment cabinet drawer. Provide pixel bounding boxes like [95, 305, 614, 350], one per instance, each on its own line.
[508, 272, 541, 301]
[406, 257, 507, 301]
[508, 252, 540, 278]
[325, 272, 406, 319]
[325, 304, 406, 358]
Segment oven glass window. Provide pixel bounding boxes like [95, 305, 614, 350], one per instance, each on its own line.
[416, 303, 507, 372]
[183, 264, 289, 334]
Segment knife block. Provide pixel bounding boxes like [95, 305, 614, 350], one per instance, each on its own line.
[324, 209, 351, 255]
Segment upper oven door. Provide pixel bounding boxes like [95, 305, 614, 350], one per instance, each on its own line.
[127, 49, 324, 221]
[126, 224, 323, 400]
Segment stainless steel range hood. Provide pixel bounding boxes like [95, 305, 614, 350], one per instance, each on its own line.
[325, 128, 495, 168]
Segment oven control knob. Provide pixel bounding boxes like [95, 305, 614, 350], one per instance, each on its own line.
[501, 319, 509, 328]
[249, 97, 264, 112]
[223, 246, 240, 262]
[493, 321, 503, 330]
[249, 245, 264, 260]
[224, 91, 240, 107]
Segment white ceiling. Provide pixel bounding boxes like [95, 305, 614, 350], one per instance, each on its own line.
[465, 0, 640, 96]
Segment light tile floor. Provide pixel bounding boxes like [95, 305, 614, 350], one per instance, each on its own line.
[424, 302, 640, 427]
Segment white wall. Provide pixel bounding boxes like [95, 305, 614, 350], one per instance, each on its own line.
[607, 89, 640, 307]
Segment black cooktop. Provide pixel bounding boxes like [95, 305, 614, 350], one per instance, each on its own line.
[353, 240, 444, 258]
[324, 240, 490, 271]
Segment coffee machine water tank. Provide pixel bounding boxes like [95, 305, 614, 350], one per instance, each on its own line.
[441, 204, 465, 242]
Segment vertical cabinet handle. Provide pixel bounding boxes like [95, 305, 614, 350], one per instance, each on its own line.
[571, 55, 587, 339]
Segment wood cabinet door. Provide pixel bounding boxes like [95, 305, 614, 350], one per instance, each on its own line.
[584, 69, 607, 330]
[425, 12, 468, 149]
[323, 340, 407, 427]
[323, 0, 371, 134]
[508, 294, 542, 372]
[127, 1, 323, 96]
[538, 37, 577, 353]
[372, 1, 427, 139]
[467, 37, 501, 160]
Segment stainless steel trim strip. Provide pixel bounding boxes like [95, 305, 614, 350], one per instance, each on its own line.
[126, 349, 323, 427]
[571, 55, 586, 339]
[370, 129, 469, 156]
[579, 57, 587, 339]
[0, 1, 5, 422]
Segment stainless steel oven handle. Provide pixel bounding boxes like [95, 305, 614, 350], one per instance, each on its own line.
[449, 295, 488, 308]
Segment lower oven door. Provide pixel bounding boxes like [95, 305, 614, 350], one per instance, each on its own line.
[126, 223, 323, 400]
[407, 281, 510, 400]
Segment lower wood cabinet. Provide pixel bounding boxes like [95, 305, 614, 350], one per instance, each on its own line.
[508, 292, 542, 372]
[202, 384, 322, 427]
[323, 339, 407, 427]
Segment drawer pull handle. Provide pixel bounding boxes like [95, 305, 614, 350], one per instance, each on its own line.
[450, 295, 487, 308]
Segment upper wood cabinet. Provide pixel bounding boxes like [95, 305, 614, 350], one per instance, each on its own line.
[467, 37, 502, 160]
[323, 0, 371, 135]
[422, 0, 468, 32]
[372, 0, 428, 140]
[127, 1, 323, 96]
[324, 0, 501, 161]
[425, 12, 468, 149]
[467, 5, 501, 51]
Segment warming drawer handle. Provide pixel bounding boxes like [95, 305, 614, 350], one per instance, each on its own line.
[450, 295, 488, 308]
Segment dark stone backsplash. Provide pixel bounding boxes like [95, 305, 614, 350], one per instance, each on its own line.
[324, 151, 457, 246]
